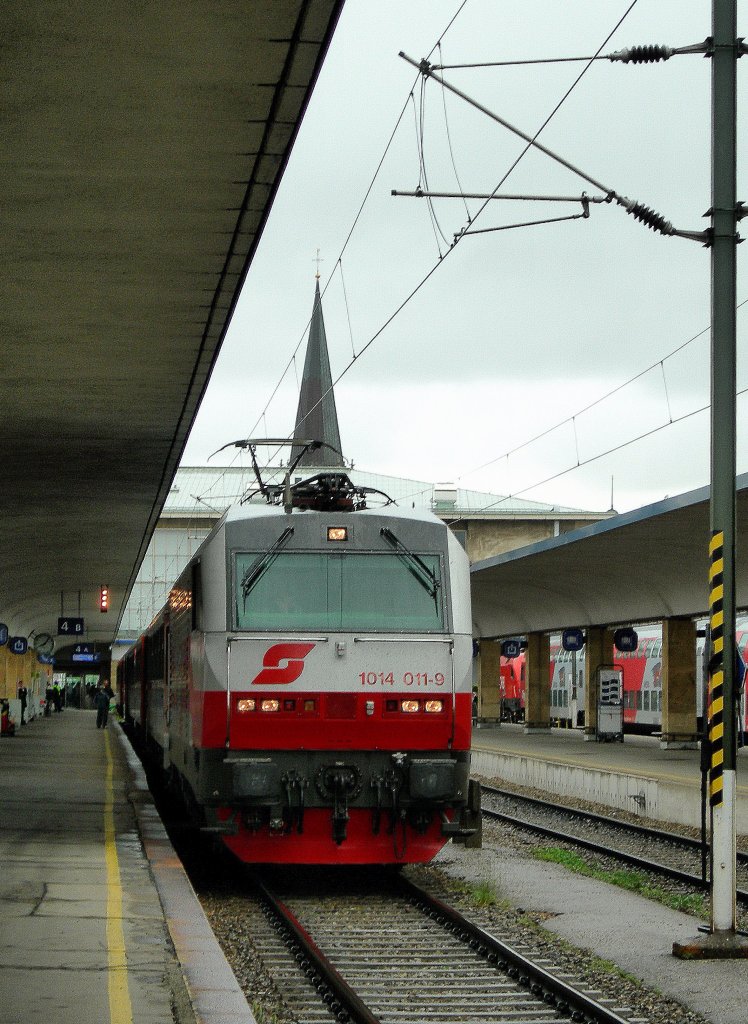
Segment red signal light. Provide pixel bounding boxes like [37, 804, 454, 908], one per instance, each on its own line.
[99, 585, 109, 613]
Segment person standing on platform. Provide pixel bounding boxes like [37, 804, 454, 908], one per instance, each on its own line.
[95, 681, 114, 729]
[52, 684, 62, 713]
[17, 683, 27, 725]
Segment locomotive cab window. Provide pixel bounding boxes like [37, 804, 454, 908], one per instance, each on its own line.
[234, 551, 444, 632]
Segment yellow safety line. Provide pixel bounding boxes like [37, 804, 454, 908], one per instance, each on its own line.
[104, 730, 134, 1024]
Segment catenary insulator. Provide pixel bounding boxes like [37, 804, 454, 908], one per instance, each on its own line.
[626, 202, 674, 236]
[610, 44, 674, 63]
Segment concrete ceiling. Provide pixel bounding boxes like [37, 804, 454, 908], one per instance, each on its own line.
[471, 474, 748, 638]
[1, 1, 343, 651]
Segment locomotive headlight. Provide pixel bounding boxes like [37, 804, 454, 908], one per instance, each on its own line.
[236, 698, 256, 713]
[327, 527, 348, 542]
[400, 699, 420, 713]
[260, 699, 280, 712]
[425, 700, 443, 713]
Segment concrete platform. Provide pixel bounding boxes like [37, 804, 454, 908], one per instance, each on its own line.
[472, 724, 748, 834]
[438, 838, 748, 1024]
[0, 709, 256, 1024]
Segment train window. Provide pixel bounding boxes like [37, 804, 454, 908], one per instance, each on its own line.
[643, 690, 650, 711]
[636, 690, 642, 710]
[234, 551, 444, 631]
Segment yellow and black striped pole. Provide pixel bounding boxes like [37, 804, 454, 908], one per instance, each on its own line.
[673, 0, 744, 956]
[708, 531, 725, 807]
[706, 0, 738, 941]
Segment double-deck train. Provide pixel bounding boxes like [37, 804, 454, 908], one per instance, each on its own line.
[119, 464, 480, 864]
[499, 627, 748, 736]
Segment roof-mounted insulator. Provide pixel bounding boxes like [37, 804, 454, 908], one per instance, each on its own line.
[610, 45, 674, 64]
[622, 201, 674, 236]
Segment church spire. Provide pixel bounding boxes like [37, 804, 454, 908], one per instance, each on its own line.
[290, 277, 344, 468]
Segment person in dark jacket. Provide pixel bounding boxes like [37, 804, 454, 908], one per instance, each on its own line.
[95, 682, 113, 729]
[17, 683, 27, 725]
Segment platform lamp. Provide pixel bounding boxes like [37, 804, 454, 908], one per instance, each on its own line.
[99, 585, 109, 613]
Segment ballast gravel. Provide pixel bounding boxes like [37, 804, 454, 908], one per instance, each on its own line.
[196, 818, 713, 1024]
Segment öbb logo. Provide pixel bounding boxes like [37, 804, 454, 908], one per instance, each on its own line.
[251, 643, 316, 685]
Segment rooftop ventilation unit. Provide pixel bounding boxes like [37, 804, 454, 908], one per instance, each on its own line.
[434, 483, 458, 508]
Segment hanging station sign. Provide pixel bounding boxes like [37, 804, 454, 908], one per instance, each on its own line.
[561, 628, 585, 652]
[58, 617, 84, 636]
[501, 639, 522, 659]
[9, 636, 28, 656]
[72, 644, 99, 663]
[0, 623, 8, 646]
[613, 627, 639, 653]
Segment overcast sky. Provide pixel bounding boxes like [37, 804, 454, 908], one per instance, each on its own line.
[181, 0, 747, 515]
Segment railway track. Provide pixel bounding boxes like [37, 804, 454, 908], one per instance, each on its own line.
[480, 783, 748, 905]
[251, 868, 646, 1024]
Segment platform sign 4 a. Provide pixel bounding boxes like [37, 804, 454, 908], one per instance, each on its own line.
[58, 617, 84, 636]
[72, 644, 99, 663]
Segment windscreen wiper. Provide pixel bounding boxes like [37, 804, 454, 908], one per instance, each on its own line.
[241, 527, 294, 607]
[380, 527, 440, 608]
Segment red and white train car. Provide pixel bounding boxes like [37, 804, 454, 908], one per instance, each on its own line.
[500, 626, 748, 736]
[119, 472, 480, 864]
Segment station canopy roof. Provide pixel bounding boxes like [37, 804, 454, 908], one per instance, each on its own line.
[1, 1, 343, 653]
[471, 473, 748, 638]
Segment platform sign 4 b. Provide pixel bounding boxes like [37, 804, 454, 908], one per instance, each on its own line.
[58, 617, 84, 636]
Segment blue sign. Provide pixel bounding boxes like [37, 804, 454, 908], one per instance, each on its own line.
[614, 627, 639, 653]
[9, 636, 28, 656]
[58, 617, 84, 636]
[38, 653, 54, 665]
[501, 639, 522, 659]
[562, 628, 585, 652]
[0, 623, 8, 646]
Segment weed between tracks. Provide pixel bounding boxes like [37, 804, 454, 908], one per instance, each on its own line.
[532, 846, 708, 916]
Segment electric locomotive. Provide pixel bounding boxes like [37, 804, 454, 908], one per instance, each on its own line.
[120, 455, 480, 864]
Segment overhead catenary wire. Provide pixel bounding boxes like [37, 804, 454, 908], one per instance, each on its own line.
[339, 258, 357, 360]
[437, 41, 473, 224]
[389, 297, 748, 517]
[194, 0, 703, 534]
[459, 298, 748, 482]
[185, 7, 741, 547]
[400, 49, 708, 243]
[432, 40, 709, 70]
[270, 1, 643, 466]
[447, 386, 748, 528]
[417, 76, 449, 253]
[231, 0, 472, 463]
